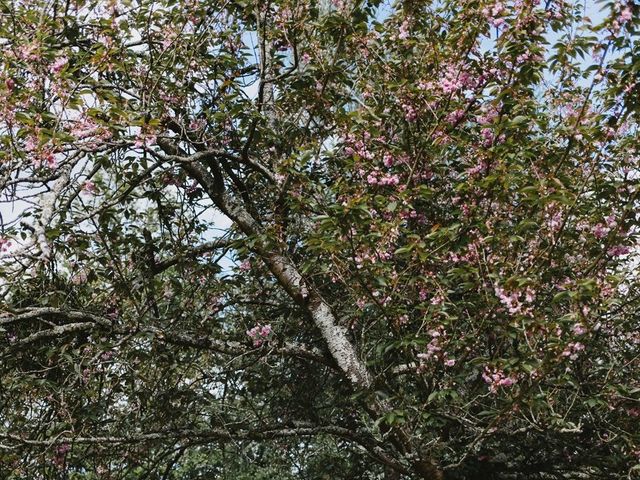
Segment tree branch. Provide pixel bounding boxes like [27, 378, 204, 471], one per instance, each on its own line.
[162, 149, 372, 388]
[151, 237, 237, 274]
[0, 424, 409, 475]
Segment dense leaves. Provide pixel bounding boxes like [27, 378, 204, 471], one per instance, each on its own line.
[1, 0, 639, 478]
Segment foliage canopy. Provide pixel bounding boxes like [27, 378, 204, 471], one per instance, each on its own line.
[1, 0, 639, 478]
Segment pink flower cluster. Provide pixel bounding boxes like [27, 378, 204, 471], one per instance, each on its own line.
[398, 19, 411, 40]
[476, 106, 499, 126]
[24, 134, 58, 169]
[81, 180, 97, 195]
[482, 367, 517, 393]
[416, 328, 454, 371]
[546, 209, 563, 233]
[448, 238, 482, 264]
[401, 101, 418, 122]
[383, 152, 395, 167]
[246, 323, 272, 347]
[445, 108, 466, 125]
[590, 215, 617, 239]
[494, 285, 536, 315]
[439, 64, 477, 94]
[592, 223, 609, 239]
[480, 128, 505, 147]
[430, 293, 445, 305]
[619, 7, 632, 24]
[571, 323, 587, 335]
[608, 245, 630, 257]
[482, 2, 507, 28]
[17, 41, 40, 62]
[70, 121, 97, 140]
[344, 132, 374, 160]
[355, 247, 392, 268]
[51, 56, 68, 74]
[0, 237, 12, 253]
[561, 341, 585, 360]
[53, 443, 71, 467]
[366, 170, 400, 186]
[466, 158, 489, 176]
[134, 133, 157, 148]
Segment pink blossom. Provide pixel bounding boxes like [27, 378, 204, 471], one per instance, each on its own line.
[247, 323, 273, 347]
[608, 245, 630, 257]
[100, 350, 114, 361]
[439, 63, 477, 95]
[134, 133, 157, 148]
[619, 7, 632, 23]
[52, 56, 68, 74]
[398, 19, 411, 40]
[445, 109, 465, 124]
[379, 174, 400, 186]
[495, 285, 523, 315]
[548, 210, 563, 232]
[53, 443, 71, 467]
[480, 128, 495, 146]
[260, 324, 272, 337]
[71, 119, 100, 140]
[331, 0, 346, 10]
[467, 158, 488, 176]
[444, 358, 456, 367]
[482, 2, 507, 28]
[402, 102, 418, 122]
[476, 107, 499, 125]
[572, 323, 586, 335]
[34, 150, 57, 169]
[430, 293, 445, 305]
[189, 118, 206, 131]
[605, 214, 617, 228]
[0, 237, 12, 253]
[499, 377, 515, 387]
[482, 366, 517, 393]
[81, 181, 96, 194]
[524, 287, 536, 303]
[17, 42, 39, 62]
[592, 223, 609, 239]
[562, 342, 585, 360]
[627, 407, 640, 418]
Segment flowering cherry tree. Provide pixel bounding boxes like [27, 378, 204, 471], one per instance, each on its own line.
[1, 0, 639, 478]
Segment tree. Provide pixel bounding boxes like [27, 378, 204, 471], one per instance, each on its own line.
[1, 0, 639, 478]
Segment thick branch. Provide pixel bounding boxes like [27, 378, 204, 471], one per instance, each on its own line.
[0, 308, 112, 327]
[0, 425, 408, 474]
[166, 150, 372, 388]
[144, 326, 334, 367]
[151, 237, 236, 274]
[1, 308, 332, 368]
